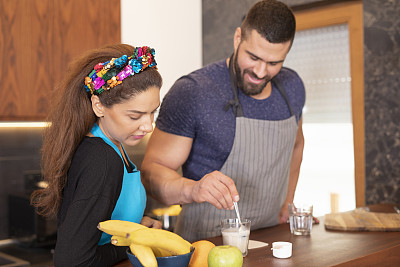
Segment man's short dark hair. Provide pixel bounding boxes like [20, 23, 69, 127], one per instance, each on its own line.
[241, 0, 296, 44]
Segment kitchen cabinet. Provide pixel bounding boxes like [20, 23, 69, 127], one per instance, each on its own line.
[0, 0, 121, 121]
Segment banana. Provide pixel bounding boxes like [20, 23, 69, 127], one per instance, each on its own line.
[111, 235, 172, 258]
[98, 220, 146, 237]
[151, 246, 172, 258]
[129, 243, 157, 267]
[111, 235, 131, 246]
[152, 205, 182, 216]
[127, 228, 192, 255]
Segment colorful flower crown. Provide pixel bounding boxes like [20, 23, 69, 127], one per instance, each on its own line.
[84, 46, 157, 95]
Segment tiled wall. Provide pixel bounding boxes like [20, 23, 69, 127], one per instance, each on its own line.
[202, 0, 400, 205]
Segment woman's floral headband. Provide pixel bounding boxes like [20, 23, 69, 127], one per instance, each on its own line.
[84, 46, 157, 95]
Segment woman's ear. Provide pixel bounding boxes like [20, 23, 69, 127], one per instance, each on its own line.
[91, 95, 104, 118]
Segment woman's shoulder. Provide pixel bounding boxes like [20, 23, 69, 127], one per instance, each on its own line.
[76, 137, 119, 159]
[67, 137, 124, 199]
[71, 137, 123, 176]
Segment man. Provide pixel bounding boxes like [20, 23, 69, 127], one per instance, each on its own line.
[142, 0, 305, 241]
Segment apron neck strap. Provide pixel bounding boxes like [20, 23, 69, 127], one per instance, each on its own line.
[224, 54, 244, 117]
[91, 123, 120, 153]
[271, 78, 294, 116]
[90, 123, 136, 172]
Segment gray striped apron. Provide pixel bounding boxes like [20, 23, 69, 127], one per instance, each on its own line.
[174, 56, 298, 242]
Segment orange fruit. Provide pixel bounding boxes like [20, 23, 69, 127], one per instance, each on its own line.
[189, 240, 216, 267]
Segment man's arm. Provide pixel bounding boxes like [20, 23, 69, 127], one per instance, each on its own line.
[279, 117, 304, 223]
[141, 127, 239, 210]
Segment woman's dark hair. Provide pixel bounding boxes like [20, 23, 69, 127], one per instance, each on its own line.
[31, 44, 162, 217]
[241, 0, 296, 45]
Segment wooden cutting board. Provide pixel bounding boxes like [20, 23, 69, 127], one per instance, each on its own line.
[324, 210, 400, 231]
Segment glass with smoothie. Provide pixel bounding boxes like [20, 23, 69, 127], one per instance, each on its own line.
[220, 218, 251, 257]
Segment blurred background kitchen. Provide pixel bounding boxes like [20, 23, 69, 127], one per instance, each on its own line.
[0, 0, 399, 266]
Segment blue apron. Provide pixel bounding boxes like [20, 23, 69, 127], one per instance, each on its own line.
[90, 123, 147, 245]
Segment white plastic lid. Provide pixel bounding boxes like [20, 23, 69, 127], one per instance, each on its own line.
[271, 241, 292, 258]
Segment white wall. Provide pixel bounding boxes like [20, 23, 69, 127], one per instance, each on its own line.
[121, 0, 202, 101]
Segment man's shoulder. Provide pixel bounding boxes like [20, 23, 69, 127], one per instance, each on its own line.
[276, 67, 305, 94]
[276, 66, 302, 82]
[166, 59, 229, 101]
[274, 67, 306, 117]
[174, 59, 228, 87]
[191, 59, 227, 76]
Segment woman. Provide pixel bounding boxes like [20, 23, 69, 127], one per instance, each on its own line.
[31, 44, 163, 266]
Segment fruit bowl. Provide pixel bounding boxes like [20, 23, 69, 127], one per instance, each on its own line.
[126, 247, 195, 267]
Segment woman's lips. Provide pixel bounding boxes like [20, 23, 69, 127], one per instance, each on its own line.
[132, 135, 145, 140]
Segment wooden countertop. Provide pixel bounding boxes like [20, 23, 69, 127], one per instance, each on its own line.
[114, 203, 400, 267]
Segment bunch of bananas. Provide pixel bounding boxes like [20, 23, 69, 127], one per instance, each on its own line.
[98, 220, 192, 267]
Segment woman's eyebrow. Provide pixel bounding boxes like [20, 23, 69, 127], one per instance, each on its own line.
[127, 109, 146, 114]
[127, 106, 159, 114]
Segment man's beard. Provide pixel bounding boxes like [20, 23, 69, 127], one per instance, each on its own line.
[234, 54, 271, 96]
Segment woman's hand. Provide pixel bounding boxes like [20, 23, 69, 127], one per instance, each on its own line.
[140, 216, 162, 229]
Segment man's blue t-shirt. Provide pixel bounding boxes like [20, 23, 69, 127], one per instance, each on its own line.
[156, 59, 305, 181]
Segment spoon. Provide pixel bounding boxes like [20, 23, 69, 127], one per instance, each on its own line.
[233, 201, 242, 224]
[233, 201, 248, 234]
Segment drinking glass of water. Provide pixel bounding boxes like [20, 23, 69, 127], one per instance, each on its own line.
[288, 203, 313, 235]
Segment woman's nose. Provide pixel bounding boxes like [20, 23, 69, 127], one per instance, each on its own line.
[139, 116, 154, 133]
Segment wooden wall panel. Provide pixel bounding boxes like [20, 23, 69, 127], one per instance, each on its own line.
[0, 0, 121, 121]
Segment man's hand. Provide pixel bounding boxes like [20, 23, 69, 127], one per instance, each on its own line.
[279, 202, 290, 224]
[189, 170, 239, 210]
[140, 216, 162, 229]
[279, 203, 320, 224]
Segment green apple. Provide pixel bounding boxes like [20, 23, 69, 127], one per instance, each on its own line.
[208, 245, 243, 267]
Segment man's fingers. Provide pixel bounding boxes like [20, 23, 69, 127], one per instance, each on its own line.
[214, 171, 240, 203]
[197, 177, 231, 209]
[208, 183, 232, 210]
[193, 171, 240, 210]
[205, 171, 239, 209]
[202, 190, 224, 210]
